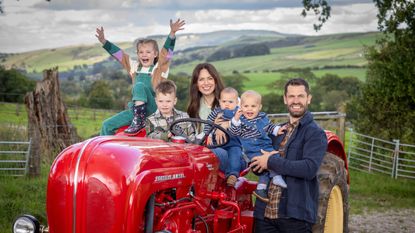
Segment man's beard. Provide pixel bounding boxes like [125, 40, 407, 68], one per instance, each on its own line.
[287, 104, 307, 118]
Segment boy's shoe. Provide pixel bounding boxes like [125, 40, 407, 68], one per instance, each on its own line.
[226, 175, 238, 187]
[272, 175, 287, 188]
[253, 189, 269, 203]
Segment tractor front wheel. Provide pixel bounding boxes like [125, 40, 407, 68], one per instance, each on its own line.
[313, 152, 349, 233]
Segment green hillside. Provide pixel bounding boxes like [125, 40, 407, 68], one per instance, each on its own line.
[1, 31, 381, 80]
[171, 32, 379, 76]
[0, 42, 132, 72]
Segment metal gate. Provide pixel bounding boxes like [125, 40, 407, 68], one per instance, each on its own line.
[0, 139, 31, 176]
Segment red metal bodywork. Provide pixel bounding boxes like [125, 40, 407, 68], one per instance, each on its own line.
[45, 131, 347, 233]
[47, 136, 256, 233]
[325, 130, 350, 184]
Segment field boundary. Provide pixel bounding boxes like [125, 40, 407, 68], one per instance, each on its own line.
[0, 139, 31, 176]
[347, 128, 415, 179]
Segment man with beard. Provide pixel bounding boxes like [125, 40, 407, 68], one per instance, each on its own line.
[249, 78, 328, 233]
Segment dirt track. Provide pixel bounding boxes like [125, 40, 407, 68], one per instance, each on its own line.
[349, 209, 415, 233]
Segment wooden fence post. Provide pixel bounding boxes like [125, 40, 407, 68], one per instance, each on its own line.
[347, 128, 353, 165]
[27, 129, 41, 177]
[337, 113, 346, 144]
[15, 102, 20, 116]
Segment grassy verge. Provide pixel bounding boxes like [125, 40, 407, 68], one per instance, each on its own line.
[0, 163, 49, 233]
[1, 163, 414, 231]
[349, 169, 415, 214]
[0, 102, 117, 139]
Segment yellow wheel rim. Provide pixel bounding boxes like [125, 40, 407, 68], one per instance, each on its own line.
[324, 185, 344, 233]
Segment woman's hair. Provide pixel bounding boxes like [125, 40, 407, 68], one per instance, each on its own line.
[136, 39, 159, 65]
[187, 63, 224, 119]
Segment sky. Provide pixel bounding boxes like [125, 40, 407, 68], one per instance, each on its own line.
[0, 0, 378, 53]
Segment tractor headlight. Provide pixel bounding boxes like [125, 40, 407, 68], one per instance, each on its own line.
[13, 215, 40, 233]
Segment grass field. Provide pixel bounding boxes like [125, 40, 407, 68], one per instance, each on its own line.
[1, 101, 414, 231]
[0, 102, 117, 139]
[169, 33, 374, 88]
[1, 165, 414, 232]
[171, 32, 378, 75]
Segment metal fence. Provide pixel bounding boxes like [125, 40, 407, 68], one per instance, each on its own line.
[347, 129, 415, 179]
[269, 111, 346, 143]
[0, 139, 31, 176]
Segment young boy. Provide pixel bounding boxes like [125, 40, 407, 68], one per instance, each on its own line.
[204, 87, 242, 187]
[146, 80, 195, 141]
[229, 90, 286, 203]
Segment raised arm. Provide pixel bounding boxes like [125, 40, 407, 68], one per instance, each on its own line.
[169, 18, 186, 39]
[96, 26, 133, 79]
[95, 27, 107, 45]
[152, 19, 185, 88]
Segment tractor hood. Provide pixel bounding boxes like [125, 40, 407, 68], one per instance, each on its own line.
[46, 136, 219, 233]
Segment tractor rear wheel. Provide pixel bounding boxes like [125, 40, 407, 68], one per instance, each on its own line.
[313, 152, 349, 233]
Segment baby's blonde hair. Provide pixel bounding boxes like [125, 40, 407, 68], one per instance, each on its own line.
[221, 87, 239, 98]
[241, 90, 262, 104]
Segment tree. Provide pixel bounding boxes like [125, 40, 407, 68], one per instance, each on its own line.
[301, 0, 331, 31]
[262, 93, 286, 114]
[0, 66, 35, 102]
[350, 35, 415, 143]
[234, 43, 270, 57]
[222, 73, 248, 95]
[312, 74, 362, 112]
[352, 1, 415, 143]
[206, 48, 232, 62]
[169, 74, 191, 111]
[306, 0, 415, 143]
[87, 80, 114, 109]
[1, 0, 50, 14]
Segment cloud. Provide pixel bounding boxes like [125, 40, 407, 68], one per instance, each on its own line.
[33, 0, 134, 10]
[0, 0, 378, 53]
[30, 0, 374, 11]
[179, 3, 377, 35]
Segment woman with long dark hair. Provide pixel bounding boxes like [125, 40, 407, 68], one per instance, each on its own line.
[187, 63, 224, 132]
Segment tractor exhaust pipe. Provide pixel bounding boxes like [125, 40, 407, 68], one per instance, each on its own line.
[145, 194, 155, 233]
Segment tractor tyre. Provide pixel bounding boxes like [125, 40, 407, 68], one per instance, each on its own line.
[313, 152, 349, 233]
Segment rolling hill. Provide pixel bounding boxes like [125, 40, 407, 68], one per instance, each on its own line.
[0, 30, 382, 82]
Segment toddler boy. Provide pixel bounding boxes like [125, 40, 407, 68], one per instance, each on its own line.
[229, 90, 286, 203]
[146, 80, 195, 141]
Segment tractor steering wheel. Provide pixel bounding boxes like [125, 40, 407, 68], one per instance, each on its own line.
[169, 118, 230, 149]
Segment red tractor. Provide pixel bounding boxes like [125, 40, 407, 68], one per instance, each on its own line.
[13, 119, 349, 233]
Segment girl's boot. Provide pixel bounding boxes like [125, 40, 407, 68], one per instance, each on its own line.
[124, 104, 146, 135]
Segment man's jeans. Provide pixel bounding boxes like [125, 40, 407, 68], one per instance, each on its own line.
[254, 217, 312, 233]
